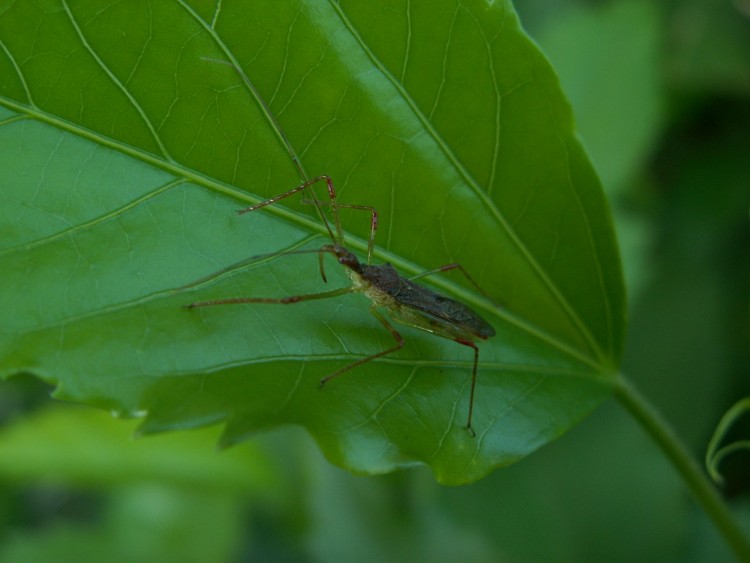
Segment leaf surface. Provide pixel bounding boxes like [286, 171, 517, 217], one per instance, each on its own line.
[0, 0, 624, 483]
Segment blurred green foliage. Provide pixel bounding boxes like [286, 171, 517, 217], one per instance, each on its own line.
[0, 0, 748, 561]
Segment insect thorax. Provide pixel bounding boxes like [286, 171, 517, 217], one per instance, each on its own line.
[349, 263, 402, 308]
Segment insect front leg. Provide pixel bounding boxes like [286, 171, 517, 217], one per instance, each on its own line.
[237, 175, 342, 245]
[302, 198, 379, 265]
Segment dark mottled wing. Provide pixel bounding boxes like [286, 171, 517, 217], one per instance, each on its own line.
[395, 278, 496, 339]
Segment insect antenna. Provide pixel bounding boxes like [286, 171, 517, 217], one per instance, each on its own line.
[202, 57, 343, 246]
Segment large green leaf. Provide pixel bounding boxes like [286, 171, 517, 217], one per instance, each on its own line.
[0, 0, 624, 484]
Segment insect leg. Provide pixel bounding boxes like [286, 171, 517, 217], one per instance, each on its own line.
[303, 198, 379, 265]
[186, 286, 354, 309]
[319, 306, 404, 386]
[237, 176, 326, 215]
[454, 337, 480, 437]
[237, 175, 342, 245]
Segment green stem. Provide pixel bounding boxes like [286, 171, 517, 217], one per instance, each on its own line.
[615, 376, 750, 561]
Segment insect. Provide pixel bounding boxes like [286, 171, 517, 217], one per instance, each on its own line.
[187, 61, 496, 436]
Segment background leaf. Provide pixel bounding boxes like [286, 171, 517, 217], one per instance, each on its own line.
[0, 404, 275, 563]
[705, 397, 750, 487]
[0, 0, 623, 483]
[532, 0, 662, 313]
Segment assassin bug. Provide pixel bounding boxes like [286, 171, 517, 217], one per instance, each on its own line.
[187, 60, 496, 435]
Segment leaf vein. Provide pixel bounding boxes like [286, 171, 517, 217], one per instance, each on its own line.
[61, 0, 172, 161]
[0, 37, 34, 106]
[0, 178, 185, 258]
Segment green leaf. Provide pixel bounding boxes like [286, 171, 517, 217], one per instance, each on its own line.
[534, 0, 662, 193]
[0, 404, 276, 563]
[532, 0, 662, 300]
[0, 0, 624, 484]
[0, 404, 279, 494]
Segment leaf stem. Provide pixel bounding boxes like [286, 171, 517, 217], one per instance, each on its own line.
[615, 376, 750, 561]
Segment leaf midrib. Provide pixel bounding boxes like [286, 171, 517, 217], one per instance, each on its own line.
[0, 92, 604, 373]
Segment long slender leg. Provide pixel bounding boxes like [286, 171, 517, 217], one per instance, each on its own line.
[303, 197, 379, 265]
[176, 241, 330, 293]
[454, 337, 480, 437]
[319, 307, 404, 386]
[410, 263, 497, 305]
[237, 175, 343, 244]
[186, 286, 353, 309]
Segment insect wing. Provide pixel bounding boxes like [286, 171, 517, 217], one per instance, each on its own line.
[396, 278, 496, 339]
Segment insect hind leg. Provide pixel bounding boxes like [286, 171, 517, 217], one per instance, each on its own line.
[454, 337, 480, 437]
